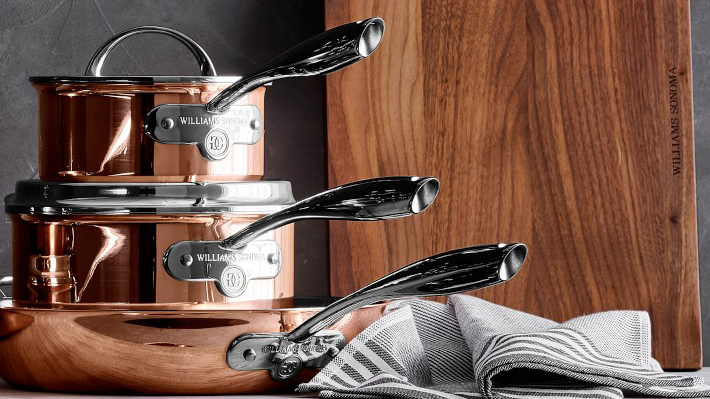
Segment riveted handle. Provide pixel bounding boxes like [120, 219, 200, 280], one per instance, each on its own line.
[85, 26, 217, 76]
[226, 243, 528, 379]
[163, 177, 440, 297]
[286, 243, 528, 342]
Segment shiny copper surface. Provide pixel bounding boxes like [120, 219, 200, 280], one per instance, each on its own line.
[10, 213, 294, 307]
[27, 254, 74, 303]
[0, 303, 386, 394]
[34, 83, 266, 182]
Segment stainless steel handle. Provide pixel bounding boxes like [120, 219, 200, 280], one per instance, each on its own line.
[226, 243, 528, 380]
[206, 17, 385, 113]
[143, 18, 383, 160]
[85, 26, 217, 76]
[287, 243, 528, 342]
[222, 176, 439, 250]
[0, 276, 12, 299]
[163, 176, 439, 297]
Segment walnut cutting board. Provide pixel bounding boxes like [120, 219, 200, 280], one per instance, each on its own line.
[325, 0, 700, 369]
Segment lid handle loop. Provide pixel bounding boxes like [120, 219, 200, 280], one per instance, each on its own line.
[85, 26, 217, 77]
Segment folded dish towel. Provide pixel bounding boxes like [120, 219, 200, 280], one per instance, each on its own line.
[298, 295, 710, 398]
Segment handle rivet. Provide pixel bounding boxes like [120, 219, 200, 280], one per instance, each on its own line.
[243, 349, 257, 361]
[267, 253, 279, 265]
[250, 119, 261, 130]
[180, 254, 193, 267]
[160, 118, 175, 130]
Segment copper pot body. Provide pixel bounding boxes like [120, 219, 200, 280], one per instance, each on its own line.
[0, 303, 385, 394]
[33, 83, 266, 182]
[9, 212, 293, 307]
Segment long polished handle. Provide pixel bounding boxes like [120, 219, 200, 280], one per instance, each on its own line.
[221, 176, 439, 250]
[85, 26, 217, 76]
[207, 17, 384, 113]
[286, 243, 528, 342]
[162, 177, 439, 297]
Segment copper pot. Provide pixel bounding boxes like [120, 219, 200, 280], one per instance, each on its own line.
[4, 176, 440, 307]
[0, 244, 527, 394]
[33, 27, 264, 183]
[5, 180, 297, 306]
[32, 19, 385, 182]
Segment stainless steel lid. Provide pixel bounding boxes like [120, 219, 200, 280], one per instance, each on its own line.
[5, 180, 295, 215]
[30, 26, 245, 86]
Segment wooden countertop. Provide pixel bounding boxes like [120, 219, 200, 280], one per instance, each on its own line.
[2, 369, 709, 398]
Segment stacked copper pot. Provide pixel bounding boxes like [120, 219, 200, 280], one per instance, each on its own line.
[0, 19, 531, 395]
[3, 20, 388, 309]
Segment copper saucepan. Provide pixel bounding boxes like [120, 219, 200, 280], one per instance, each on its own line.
[0, 243, 528, 394]
[5, 176, 438, 307]
[31, 18, 385, 182]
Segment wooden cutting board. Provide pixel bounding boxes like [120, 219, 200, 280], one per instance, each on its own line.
[325, 0, 700, 369]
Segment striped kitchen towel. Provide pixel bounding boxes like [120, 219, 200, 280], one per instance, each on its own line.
[298, 295, 710, 398]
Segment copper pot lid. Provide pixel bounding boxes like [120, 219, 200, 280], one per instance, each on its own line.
[5, 180, 295, 215]
[30, 26, 241, 85]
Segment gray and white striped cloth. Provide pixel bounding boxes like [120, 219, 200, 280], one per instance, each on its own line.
[298, 295, 710, 398]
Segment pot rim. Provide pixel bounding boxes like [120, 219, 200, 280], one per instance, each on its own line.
[5, 180, 296, 215]
[0, 301, 383, 313]
[29, 76, 244, 84]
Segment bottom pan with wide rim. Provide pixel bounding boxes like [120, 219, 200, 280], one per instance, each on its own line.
[0, 299, 386, 394]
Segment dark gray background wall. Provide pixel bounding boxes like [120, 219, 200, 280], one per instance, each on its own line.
[2, 0, 710, 365]
[0, 0, 329, 296]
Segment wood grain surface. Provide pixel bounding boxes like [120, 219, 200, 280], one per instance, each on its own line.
[325, 0, 700, 369]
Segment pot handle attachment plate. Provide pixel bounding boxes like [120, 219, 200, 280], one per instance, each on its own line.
[0, 276, 12, 299]
[144, 102, 262, 161]
[164, 240, 283, 298]
[226, 243, 528, 381]
[163, 177, 440, 297]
